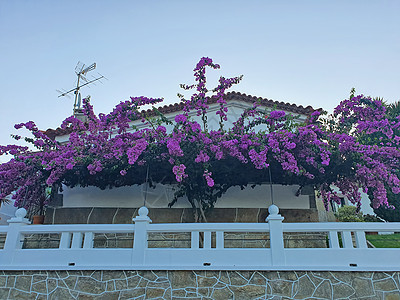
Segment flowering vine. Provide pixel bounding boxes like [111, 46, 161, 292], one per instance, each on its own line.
[1, 57, 400, 221]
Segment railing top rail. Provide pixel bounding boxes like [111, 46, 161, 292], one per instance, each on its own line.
[4, 222, 400, 234]
[19, 224, 135, 234]
[148, 223, 269, 232]
[283, 222, 400, 232]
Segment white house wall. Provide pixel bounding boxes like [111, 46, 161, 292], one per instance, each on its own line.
[62, 184, 310, 209]
[56, 99, 310, 211]
[134, 100, 307, 133]
[55, 100, 307, 143]
[359, 192, 374, 215]
[0, 196, 17, 225]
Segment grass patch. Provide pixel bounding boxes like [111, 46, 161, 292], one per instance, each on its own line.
[366, 233, 400, 248]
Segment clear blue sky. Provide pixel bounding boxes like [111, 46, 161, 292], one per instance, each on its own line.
[1, 0, 399, 161]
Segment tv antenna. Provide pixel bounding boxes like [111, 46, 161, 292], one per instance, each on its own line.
[57, 62, 105, 116]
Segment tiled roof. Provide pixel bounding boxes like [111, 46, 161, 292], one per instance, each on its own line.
[43, 91, 322, 139]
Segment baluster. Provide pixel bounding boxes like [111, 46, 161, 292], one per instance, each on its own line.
[216, 231, 224, 249]
[204, 231, 212, 249]
[71, 232, 83, 248]
[328, 231, 340, 248]
[59, 232, 71, 248]
[354, 231, 367, 248]
[341, 231, 353, 248]
[191, 231, 199, 249]
[83, 232, 94, 249]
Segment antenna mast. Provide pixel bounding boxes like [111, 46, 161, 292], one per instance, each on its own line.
[57, 62, 105, 116]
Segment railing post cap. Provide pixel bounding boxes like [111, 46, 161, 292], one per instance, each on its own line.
[266, 204, 284, 222]
[8, 207, 31, 224]
[15, 208, 27, 218]
[138, 206, 149, 217]
[132, 206, 152, 223]
[268, 204, 279, 215]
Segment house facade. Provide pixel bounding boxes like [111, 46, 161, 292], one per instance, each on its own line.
[1, 92, 399, 299]
[42, 92, 342, 224]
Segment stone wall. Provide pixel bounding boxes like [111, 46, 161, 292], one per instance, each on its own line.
[43, 207, 319, 224]
[19, 231, 328, 250]
[1, 270, 399, 299]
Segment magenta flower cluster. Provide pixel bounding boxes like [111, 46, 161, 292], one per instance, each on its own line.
[1, 57, 400, 212]
[172, 164, 188, 182]
[203, 170, 214, 187]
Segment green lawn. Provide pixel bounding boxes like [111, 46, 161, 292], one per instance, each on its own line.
[366, 233, 400, 248]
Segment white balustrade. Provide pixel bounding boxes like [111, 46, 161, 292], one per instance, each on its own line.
[0, 206, 399, 271]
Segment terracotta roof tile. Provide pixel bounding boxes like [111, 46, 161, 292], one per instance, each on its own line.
[43, 91, 322, 139]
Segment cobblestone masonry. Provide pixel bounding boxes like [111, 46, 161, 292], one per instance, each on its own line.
[1, 270, 399, 299]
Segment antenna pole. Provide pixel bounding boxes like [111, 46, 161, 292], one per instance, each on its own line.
[58, 62, 104, 117]
[73, 73, 81, 116]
